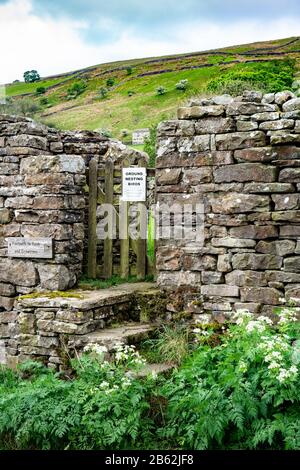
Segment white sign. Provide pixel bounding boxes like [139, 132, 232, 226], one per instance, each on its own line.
[132, 129, 150, 145]
[7, 238, 53, 259]
[122, 167, 146, 202]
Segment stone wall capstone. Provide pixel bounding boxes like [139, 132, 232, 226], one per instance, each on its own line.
[156, 91, 300, 320]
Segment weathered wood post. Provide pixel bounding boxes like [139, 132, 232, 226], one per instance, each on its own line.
[87, 157, 98, 279]
[120, 159, 130, 279]
[103, 158, 114, 279]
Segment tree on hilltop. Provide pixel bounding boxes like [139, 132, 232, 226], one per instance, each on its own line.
[23, 70, 40, 83]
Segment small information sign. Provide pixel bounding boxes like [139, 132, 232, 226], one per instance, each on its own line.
[122, 167, 146, 202]
[7, 238, 53, 259]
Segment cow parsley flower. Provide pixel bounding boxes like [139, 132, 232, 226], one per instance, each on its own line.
[246, 321, 265, 333]
[257, 316, 273, 325]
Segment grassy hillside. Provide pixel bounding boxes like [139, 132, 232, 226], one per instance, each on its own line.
[3, 36, 300, 140]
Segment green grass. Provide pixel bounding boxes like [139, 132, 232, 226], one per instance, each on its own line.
[41, 66, 220, 135]
[78, 274, 154, 290]
[5, 76, 73, 97]
[129, 144, 145, 151]
[4, 36, 299, 136]
[147, 209, 155, 263]
[140, 324, 191, 365]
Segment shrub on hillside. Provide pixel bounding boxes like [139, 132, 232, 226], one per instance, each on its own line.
[106, 78, 115, 87]
[99, 87, 108, 99]
[213, 79, 266, 96]
[175, 79, 189, 91]
[156, 86, 166, 96]
[68, 80, 87, 99]
[0, 97, 40, 117]
[39, 97, 49, 106]
[121, 129, 130, 139]
[98, 128, 112, 138]
[207, 59, 295, 94]
[36, 86, 46, 95]
[67, 81, 87, 99]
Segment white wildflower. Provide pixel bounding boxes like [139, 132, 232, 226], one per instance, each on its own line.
[268, 361, 280, 370]
[265, 351, 282, 362]
[246, 321, 265, 333]
[83, 343, 108, 355]
[193, 328, 201, 334]
[99, 381, 110, 389]
[233, 309, 253, 320]
[238, 361, 248, 373]
[257, 316, 273, 325]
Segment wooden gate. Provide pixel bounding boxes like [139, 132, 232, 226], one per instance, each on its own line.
[86, 157, 155, 280]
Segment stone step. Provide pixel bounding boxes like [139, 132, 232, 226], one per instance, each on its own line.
[70, 321, 156, 351]
[17, 282, 158, 311]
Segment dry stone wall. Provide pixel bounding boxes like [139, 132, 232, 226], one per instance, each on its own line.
[0, 115, 101, 312]
[0, 115, 149, 311]
[156, 91, 300, 319]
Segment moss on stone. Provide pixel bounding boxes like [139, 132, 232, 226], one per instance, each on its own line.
[134, 289, 167, 322]
[18, 290, 84, 300]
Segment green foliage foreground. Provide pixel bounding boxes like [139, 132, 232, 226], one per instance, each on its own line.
[0, 309, 300, 450]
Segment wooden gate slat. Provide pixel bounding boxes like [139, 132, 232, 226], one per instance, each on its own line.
[87, 157, 98, 279]
[120, 159, 130, 279]
[103, 158, 114, 279]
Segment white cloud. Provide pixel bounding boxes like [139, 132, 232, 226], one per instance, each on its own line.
[0, 0, 299, 84]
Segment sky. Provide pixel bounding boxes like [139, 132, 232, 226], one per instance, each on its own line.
[0, 0, 299, 83]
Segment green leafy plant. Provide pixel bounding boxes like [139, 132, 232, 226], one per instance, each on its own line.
[161, 308, 300, 450]
[1, 308, 300, 450]
[0, 346, 155, 450]
[126, 67, 133, 75]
